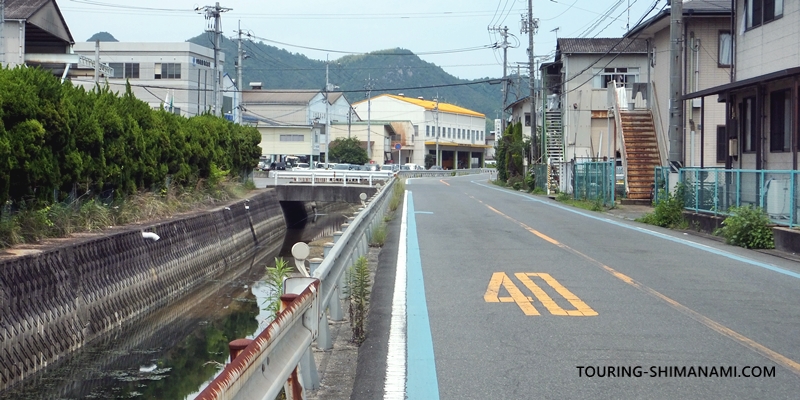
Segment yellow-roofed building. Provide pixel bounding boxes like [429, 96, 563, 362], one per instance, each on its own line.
[352, 94, 490, 169]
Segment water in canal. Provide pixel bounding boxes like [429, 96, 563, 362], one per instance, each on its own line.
[0, 202, 355, 399]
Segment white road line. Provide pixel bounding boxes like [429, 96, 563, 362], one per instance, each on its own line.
[384, 190, 408, 399]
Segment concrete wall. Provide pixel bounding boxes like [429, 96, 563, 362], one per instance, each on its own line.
[0, 190, 286, 391]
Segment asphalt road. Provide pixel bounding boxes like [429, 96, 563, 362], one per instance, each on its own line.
[358, 173, 800, 399]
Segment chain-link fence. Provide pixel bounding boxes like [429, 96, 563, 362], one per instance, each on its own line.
[529, 164, 548, 192]
[573, 161, 615, 206]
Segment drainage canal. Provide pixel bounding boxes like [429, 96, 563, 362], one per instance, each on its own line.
[0, 202, 355, 399]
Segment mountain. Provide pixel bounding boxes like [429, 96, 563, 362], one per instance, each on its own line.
[86, 32, 119, 42]
[187, 34, 528, 129]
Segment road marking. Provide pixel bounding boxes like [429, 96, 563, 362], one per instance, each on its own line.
[405, 191, 440, 399]
[484, 272, 595, 316]
[415, 211, 434, 215]
[384, 191, 408, 400]
[471, 180, 800, 280]
[439, 179, 450, 186]
[516, 273, 598, 316]
[480, 201, 800, 377]
[484, 272, 540, 315]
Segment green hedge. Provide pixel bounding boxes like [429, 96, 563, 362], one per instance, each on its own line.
[0, 66, 260, 214]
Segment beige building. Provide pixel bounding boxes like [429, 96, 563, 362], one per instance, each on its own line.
[554, 38, 649, 162]
[241, 89, 354, 164]
[628, 0, 732, 168]
[686, 0, 798, 171]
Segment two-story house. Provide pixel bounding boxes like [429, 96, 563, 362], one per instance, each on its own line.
[353, 94, 489, 169]
[685, 0, 798, 171]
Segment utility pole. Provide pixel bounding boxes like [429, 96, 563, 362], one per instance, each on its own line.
[521, 1, 539, 163]
[325, 60, 331, 165]
[488, 25, 510, 133]
[200, 2, 231, 117]
[668, 0, 683, 169]
[94, 40, 100, 84]
[1, 0, 5, 67]
[236, 20, 244, 124]
[434, 98, 440, 167]
[366, 76, 373, 163]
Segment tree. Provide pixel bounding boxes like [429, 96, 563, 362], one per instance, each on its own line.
[329, 137, 368, 165]
[424, 154, 436, 169]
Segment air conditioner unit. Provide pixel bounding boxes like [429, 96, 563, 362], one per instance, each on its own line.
[766, 179, 791, 218]
[692, 98, 702, 108]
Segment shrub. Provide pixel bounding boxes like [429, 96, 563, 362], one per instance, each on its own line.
[263, 257, 292, 319]
[718, 205, 774, 249]
[637, 183, 687, 229]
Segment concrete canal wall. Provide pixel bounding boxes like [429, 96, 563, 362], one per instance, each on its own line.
[0, 190, 287, 391]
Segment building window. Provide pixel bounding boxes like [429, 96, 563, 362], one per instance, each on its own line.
[108, 62, 140, 79]
[414, 125, 419, 136]
[426, 126, 430, 137]
[593, 67, 639, 89]
[155, 63, 181, 79]
[718, 31, 732, 67]
[280, 134, 304, 142]
[716, 126, 727, 162]
[742, 97, 757, 153]
[447, 127, 451, 138]
[769, 89, 791, 152]
[746, 0, 783, 29]
[524, 113, 531, 126]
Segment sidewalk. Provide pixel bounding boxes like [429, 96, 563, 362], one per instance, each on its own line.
[605, 203, 653, 221]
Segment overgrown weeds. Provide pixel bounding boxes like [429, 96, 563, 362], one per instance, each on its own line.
[717, 205, 774, 249]
[388, 180, 406, 212]
[263, 257, 293, 319]
[0, 178, 256, 249]
[637, 183, 688, 229]
[370, 223, 387, 247]
[346, 256, 371, 345]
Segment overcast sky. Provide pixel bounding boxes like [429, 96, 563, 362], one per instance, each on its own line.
[59, 0, 662, 81]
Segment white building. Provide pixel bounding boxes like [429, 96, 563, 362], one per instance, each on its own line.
[71, 41, 229, 118]
[353, 94, 489, 169]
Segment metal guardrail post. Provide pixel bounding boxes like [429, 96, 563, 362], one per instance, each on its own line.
[759, 171, 765, 209]
[299, 347, 320, 390]
[791, 172, 797, 228]
[323, 243, 333, 258]
[694, 169, 700, 213]
[330, 286, 344, 321]
[317, 309, 332, 350]
[714, 169, 720, 217]
[332, 231, 343, 243]
[279, 293, 304, 400]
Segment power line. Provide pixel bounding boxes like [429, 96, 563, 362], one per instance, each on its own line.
[564, 2, 666, 94]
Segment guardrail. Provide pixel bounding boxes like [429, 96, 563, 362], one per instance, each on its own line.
[197, 176, 396, 399]
[397, 168, 492, 178]
[272, 170, 393, 187]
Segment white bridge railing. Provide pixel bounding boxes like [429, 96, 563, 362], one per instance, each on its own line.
[272, 170, 393, 187]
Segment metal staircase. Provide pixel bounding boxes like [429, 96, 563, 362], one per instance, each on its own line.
[544, 111, 564, 192]
[620, 110, 660, 200]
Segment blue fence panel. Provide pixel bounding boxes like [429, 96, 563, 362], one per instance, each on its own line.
[573, 161, 615, 207]
[679, 168, 798, 227]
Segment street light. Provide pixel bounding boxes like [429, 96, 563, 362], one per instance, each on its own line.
[434, 98, 440, 167]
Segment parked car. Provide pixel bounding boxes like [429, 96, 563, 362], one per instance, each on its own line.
[382, 164, 400, 172]
[362, 164, 381, 171]
[333, 163, 351, 171]
[294, 163, 310, 171]
[428, 165, 444, 170]
[404, 163, 423, 170]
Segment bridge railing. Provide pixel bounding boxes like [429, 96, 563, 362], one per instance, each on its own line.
[272, 170, 392, 187]
[397, 168, 493, 178]
[197, 177, 397, 399]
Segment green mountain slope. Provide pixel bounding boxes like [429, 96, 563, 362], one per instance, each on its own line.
[187, 34, 522, 128]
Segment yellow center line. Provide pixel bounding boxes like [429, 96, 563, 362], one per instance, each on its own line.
[480, 201, 800, 377]
[439, 179, 450, 186]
